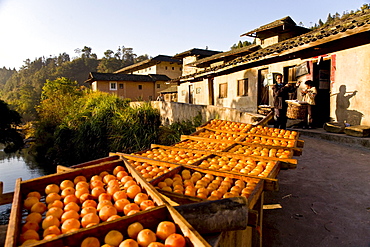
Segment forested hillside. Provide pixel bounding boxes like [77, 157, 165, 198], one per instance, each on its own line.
[0, 46, 149, 121]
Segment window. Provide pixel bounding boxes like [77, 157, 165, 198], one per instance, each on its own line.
[196, 87, 201, 94]
[157, 84, 161, 89]
[237, 79, 248, 96]
[219, 83, 228, 98]
[119, 84, 124, 89]
[172, 67, 174, 70]
[284, 66, 297, 83]
[110, 82, 117, 90]
[138, 85, 142, 90]
[165, 66, 168, 70]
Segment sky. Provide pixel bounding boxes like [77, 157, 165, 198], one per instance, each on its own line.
[0, 0, 368, 70]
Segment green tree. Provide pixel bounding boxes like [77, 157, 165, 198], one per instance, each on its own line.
[0, 100, 23, 152]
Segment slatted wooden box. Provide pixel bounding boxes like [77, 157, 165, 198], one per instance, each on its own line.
[5, 158, 168, 247]
[13, 205, 210, 247]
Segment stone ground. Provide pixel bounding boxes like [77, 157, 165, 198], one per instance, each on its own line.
[262, 134, 370, 247]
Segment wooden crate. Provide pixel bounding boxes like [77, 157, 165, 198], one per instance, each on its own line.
[5, 159, 167, 247]
[148, 166, 264, 210]
[13, 205, 210, 247]
[196, 119, 253, 133]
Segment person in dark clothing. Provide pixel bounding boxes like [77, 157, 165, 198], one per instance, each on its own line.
[272, 74, 291, 129]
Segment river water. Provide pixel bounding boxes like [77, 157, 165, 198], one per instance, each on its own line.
[0, 145, 54, 224]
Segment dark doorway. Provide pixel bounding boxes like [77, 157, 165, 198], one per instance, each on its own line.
[188, 84, 193, 104]
[258, 68, 269, 106]
[313, 59, 331, 127]
[208, 77, 214, 105]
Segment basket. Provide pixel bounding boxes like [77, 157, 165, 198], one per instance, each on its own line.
[286, 101, 308, 119]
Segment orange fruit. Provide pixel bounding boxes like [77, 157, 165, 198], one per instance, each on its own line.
[126, 210, 140, 216]
[91, 186, 106, 199]
[123, 203, 140, 216]
[64, 194, 79, 204]
[61, 210, 80, 223]
[140, 200, 155, 210]
[21, 221, 40, 233]
[79, 193, 93, 204]
[73, 175, 87, 184]
[45, 184, 60, 194]
[164, 233, 186, 247]
[20, 239, 39, 246]
[147, 242, 165, 247]
[127, 222, 144, 239]
[61, 187, 76, 199]
[75, 181, 89, 190]
[90, 175, 102, 182]
[106, 185, 121, 196]
[103, 174, 117, 184]
[43, 225, 61, 237]
[113, 191, 127, 201]
[45, 192, 61, 204]
[126, 185, 141, 199]
[106, 215, 121, 222]
[80, 206, 98, 217]
[114, 198, 130, 212]
[116, 170, 129, 180]
[119, 239, 139, 247]
[120, 176, 134, 185]
[42, 215, 60, 230]
[99, 205, 118, 221]
[123, 180, 137, 190]
[27, 191, 41, 200]
[20, 229, 40, 243]
[90, 180, 104, 189]
[82, 199, 97, 208]
[46, 207, 64, 219]
[81, 237, 100, 247]
[25, 212, 43, 224]
[107, 179, 120, 188]
[104, 230, 124, 246]
[156, 221, 176, 240]
[23, 196, 39, 210]
[60, 180, 74, 190]
[43, 234, 58, 240]
[97, 200, 113, 211]
[137, 229, 157, 247]
[75, 187, 90, 199]
[64, 201, 80, 212]
[81, 213, 100, 228]
[134, 193, 149, 205]
[61, 218, 80, 234]
[113, 165, 126, 176]
[48, 200, 64, 209]
[30, 202, 47, 214]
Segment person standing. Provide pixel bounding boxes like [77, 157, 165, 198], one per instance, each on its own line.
[272, 74, 291, 129]
[301, 80, 317, 128]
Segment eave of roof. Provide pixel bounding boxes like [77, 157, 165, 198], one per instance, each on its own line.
[241, 16, 296, 37]
[176, 10, 370, 82]
[85, 72, 170, 83]
[173, 48, 222, 59]
[114, 55, 181, 74]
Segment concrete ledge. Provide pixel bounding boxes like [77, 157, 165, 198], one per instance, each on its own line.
[290, 128, 370, 149]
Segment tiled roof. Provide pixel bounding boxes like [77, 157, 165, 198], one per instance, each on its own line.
[85, 72, 170, 83]
[241, 16, 297, 37]
[114, 55, 181, 74]
[188, 44, 260, 67]
[173, 48, 222, 59]
[176, 10, 370, 82]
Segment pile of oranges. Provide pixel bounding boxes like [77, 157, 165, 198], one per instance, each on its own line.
[247, 125, 298, 139]
[134, 148, 206, 165]
[126, 160, 176, 181]
[155, 169, 259, 200]
[19, 166, 158, 245]
[81, 221, 186, 247]
[194, 130, 246, 142]
[228, 144, 293, 159]
[173, 140, 231, 152]
[201, 119, 253, 132]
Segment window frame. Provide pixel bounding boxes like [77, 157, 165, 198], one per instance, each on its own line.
[110, 82, 117, 91]
[237, 78, 249, 96]
[219, 83, 228, 98]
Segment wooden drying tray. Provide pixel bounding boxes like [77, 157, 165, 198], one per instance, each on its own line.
[181, 134, 303, 158]
[5, 159, 167, 247]
[147, 144, 279, 192]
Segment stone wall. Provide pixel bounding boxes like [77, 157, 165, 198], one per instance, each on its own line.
[130, 101, 265, 125]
